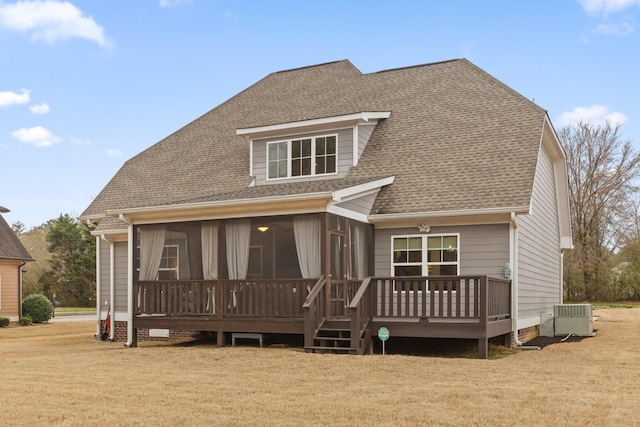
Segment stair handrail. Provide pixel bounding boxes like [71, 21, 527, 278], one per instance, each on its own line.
[348, 277, 373, 353]
[303, 275, 326, 350]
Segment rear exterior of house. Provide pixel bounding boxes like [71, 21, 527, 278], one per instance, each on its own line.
[0, 207, 34, 322]
[81, 59, 572, 357]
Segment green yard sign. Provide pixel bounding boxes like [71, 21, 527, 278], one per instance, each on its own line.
[378, 327, 390, 355]
[378, 327, 390, 341]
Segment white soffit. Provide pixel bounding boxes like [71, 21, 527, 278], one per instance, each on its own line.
[236, 112, 391, 139]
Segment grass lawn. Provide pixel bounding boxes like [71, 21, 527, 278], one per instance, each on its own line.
[54, 306, 96, 315]
[1, 308, 639, 426]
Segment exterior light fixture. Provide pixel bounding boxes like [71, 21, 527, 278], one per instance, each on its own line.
[417, 224, 430, 233]
[504, 263, 511, 279]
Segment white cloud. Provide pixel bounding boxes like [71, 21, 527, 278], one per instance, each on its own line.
[557, 105, 628, 127]
[159, 0, 193, 8]
[11, 125, 62, 147]
[106, 148, 123, 158]
[0, 1, 110, 48]
[580, 0, 640, 14]
[593, 20, 635, 36]
[0, 88, 30, 107]
[70, 137, 91, 145]
[29, 102, 50, 114]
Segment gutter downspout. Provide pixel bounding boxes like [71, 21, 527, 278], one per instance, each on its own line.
[95, 236, 101, 337]
[560, 251, 565, 304]
[18, 261, 26, 319]
[510, 212, 524, 346]
[120, 214, 134, 348]
[101, 234, 116, 341]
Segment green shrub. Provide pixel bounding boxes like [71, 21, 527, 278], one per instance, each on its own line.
[19, 316, 32, 326]
[22, 294, 53, 323]
[0, 317, 9, 327]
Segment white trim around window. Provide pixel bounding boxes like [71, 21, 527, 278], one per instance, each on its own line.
[266, 133, 338, 181]
[390, 233, 460, 277]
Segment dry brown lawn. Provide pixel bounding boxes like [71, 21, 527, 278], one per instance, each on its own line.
[1, 309, 639, 426]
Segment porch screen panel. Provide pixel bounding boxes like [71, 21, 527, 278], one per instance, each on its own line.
[139, 225, 167, 280]
[293, 216, 321, 278]
[201, 221, 219, 280]
[226, 219, 251, 280]
[349, 222, 368, 280]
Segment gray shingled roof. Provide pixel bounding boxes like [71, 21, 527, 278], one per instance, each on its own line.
[0, 211, 34, 261]
[82, 59, 546, 226]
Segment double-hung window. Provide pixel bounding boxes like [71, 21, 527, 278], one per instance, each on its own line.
[267, 135, 337, 180]
[392, 234, 459, 290]
[158, 245, 179, 280]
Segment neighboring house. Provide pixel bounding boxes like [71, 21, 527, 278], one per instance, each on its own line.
[0, 206, 34, 322]
[80, 59, 572, 358]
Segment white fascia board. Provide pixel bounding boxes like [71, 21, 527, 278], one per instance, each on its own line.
[236, 112, 391, 138]
[107, 192, 333, 218]
[541, 116, 573, 249]
[90, 228, 128, 241]
[327, 204, 370, 223]
[332, 176, 395, 203]
[369, 206, 531, 223]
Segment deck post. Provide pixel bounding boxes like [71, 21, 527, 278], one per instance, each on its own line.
[478, 337, 488, 359]
[503, 331, 513, 348]
[478, 276, 489, 359]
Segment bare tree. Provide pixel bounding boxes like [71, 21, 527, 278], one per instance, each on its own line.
[18, 224, 51, 297]
[559, 121, 640, 300]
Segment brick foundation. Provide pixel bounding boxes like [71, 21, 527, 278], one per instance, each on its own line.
[102, 320, 197, 342]
[517, 325, 539, 344]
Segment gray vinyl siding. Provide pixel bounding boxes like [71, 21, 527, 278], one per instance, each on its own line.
[99, 239, 110, 308]
[517, 145, 561, 319]
[114, 241, 128, 313]
[335, 192, 378, 216]
[357, 124, 375, 163]
[252, 128, 353, 184]
[374, 224, 509, 277]
[98, 239, 129, 315]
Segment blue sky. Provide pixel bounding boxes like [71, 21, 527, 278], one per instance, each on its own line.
[1, 0, 639, 229]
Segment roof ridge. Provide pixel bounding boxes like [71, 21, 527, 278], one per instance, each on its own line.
[274, 59, 357, 74]
[459, 59, 546, 114]
[371, 58, 462, 74]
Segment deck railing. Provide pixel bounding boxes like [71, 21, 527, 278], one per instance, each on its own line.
[134, 278, 317, 319]
[364, 275, 511, 320]
[346, 275, 511, 354]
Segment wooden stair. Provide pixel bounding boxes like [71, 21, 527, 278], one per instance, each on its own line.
[305, 320, 370, 354]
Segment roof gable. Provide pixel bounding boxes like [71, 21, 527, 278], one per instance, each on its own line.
[0, 210, 34, 261]
[82, 58, 548, 227]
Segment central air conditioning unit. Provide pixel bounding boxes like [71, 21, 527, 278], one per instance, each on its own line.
[554, 304, 593, 336]
[539, 312, 555, 337]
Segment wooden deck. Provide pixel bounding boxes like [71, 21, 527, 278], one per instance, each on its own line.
[132, 275, 511, 358]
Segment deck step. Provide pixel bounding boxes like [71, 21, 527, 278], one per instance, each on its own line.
[315, 336, 351, 341]
[309, 319, 360, 354]
[305, 346, 357, 353]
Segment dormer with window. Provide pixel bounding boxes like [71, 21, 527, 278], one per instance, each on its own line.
[237, 112, 390, 185]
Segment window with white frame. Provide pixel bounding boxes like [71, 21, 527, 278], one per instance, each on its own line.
[392, 234, 459, 290]
[267, 135, 337, 180]
[158, 245, 179, 280]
